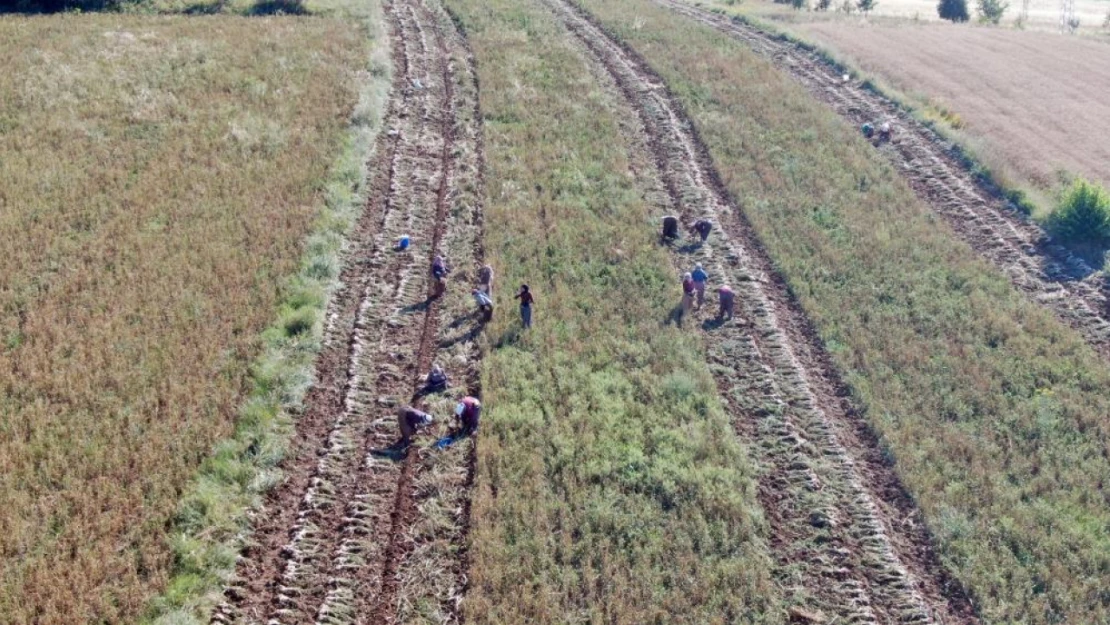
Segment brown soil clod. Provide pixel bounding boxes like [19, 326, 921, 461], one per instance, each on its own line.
[540, 0, 979, 623]
[209, 0, 484, 623]
[654, 0, 1110, 363]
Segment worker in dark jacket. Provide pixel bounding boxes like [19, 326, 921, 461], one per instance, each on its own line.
[692, 218, 712, 242]
[397, 405, 434, 447]
[455, 396, 481, 436]
[431, 255, 450, 298]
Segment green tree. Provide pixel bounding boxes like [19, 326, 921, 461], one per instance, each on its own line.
[938, 0, 970, 21]
[1049, 179, 1110, 247]
[977, 0, 1009, 23]
[857, 0, 877, 12]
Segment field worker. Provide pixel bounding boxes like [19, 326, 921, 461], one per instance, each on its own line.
[431, 255, 450, 298]
[425, 363, 449, 392]
[717, 285, 735, 320]
[662, 215, 679, 241]
[861, 122, 874, 139]
[691, 263, 709, 308]
[455, 396, 481, 436]
[879, 121, 892, 142]
[472, 288, 493, 322]
[397, 405, 434, 447]
[478, 264, 494, 295]
[681, 272, 696, 320]
[515, 284, 534, 329]
[693, 218, 712, 242]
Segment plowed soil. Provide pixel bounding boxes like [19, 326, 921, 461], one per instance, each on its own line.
[543, 0, 978, 622]
[209, 0, 484, 622]
[657, 0, 1110, 363]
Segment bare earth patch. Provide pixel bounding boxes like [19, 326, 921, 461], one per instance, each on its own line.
[794, 21, 1110, 191]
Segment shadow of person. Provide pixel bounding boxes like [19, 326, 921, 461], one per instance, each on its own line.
[401, 297, 433, 315]
[663, 304, 684, 327]
[370, 441, 409, 462]
[701, 316, 727, 331]
[677, 241, 703, 255]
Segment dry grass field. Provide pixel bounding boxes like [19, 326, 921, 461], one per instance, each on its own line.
[0, 14, 368, 624]
[794, 21, 1110, 195]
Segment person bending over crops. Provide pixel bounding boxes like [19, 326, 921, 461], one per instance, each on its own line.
[691, 263, 708, 308]
[717, 285, 735, 320]
[431, 254, 450, 298]
[455, 396, 481, 436]
[681, 272, 696, 321]
[662, 215, 679, 242]
[472, 289, 493, 322]
[478, 264, 494, 295]
[425, 363, 448, 392]
[397, 405, 434, 448]
[692, 218, 712, 242]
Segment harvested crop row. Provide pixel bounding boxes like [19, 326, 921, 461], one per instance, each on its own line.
[656, 0, 1110, 361]
[210, 0, 483, 623]
[541, 0, 975, 622]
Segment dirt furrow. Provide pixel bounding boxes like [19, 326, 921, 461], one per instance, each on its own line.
[656, 0, 1110, 361]
[210, 0, 482, 623]
[543, 1, 977, 622]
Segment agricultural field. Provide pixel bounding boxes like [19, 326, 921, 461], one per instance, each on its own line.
[793, 22, 1110, 193]
[6, 0, 1110, 623]
[0, 9, 383, 625]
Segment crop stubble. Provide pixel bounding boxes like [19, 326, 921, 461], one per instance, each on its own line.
[209, 0, 483, 622]
[657, 0, 1110, 362]
[543, 0, 978, 622]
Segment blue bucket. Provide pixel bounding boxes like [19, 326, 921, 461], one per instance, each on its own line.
[397, 235, 410, 250]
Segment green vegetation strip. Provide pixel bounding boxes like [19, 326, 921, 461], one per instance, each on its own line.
[443, 0, 781, 622]
[0, 11, 385, 625]
[576, 1, 1110, 622]
[141, 5, 391, 625]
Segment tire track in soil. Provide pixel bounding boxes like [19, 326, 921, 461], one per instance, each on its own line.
[542, 1, 979, 623]
[210, 0, 483, 623]
[656, 0, 1110, 362]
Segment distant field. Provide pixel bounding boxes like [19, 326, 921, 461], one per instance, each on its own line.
[795, 21, 1110, 195]
[0, 14, 365, 624]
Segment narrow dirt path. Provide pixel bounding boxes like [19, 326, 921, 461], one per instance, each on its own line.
[542, 1, 978, 622]
[655, 0, 1110, 362]
[209, 1, 483, 623]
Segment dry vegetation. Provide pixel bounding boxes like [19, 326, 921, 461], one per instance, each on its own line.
[794, 21, 1110, 197]
[444, 0, 782, 622]
[580, 0, 1110, 622]
[0, 14, 368, 624]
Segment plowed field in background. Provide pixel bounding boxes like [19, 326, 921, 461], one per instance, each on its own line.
[0, 15, 365, 624]
[795, 21, 1110, 192]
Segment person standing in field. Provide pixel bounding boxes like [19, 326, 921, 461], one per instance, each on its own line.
[396, 405, 434, 448]
[717, 284, 735, 321]
[472, 288, 493, 322]
[455, 396, 481, 437]
[681, 272, 696, 322]
[478, 263, 494, 295]
[515, 284, 534, 329]
[691, 263, 708, 309]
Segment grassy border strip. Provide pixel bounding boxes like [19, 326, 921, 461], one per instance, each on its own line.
[139, 5, 392, 623]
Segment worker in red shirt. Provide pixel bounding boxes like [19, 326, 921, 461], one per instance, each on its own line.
[515, 284, 534, 328]
[455, 396, 481, 436]
[681, 272, 696, 321]
[717, 285, 735, 320]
